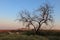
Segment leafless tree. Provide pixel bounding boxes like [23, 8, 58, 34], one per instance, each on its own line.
[17, 4, 54, 34]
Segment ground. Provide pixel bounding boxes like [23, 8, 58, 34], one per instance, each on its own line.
[0, 31, 60, 40]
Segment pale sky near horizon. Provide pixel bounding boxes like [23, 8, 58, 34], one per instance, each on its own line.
[0, 0, 60, 30]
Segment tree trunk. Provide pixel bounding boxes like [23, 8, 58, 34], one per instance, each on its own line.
[36, 23, 41, 34]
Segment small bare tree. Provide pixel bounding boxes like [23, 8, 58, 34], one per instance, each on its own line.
[17, 4, 54, 34]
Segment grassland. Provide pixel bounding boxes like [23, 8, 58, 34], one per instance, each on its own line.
[0, 30, 60, 40]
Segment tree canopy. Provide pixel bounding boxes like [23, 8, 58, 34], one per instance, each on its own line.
[17, 3, 54, 34]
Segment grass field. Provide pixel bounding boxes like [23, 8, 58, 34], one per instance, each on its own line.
[0, 31, 60, 40]
[0, 34, 48, 40]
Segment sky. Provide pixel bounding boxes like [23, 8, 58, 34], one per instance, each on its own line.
[0, 0, 60, 30]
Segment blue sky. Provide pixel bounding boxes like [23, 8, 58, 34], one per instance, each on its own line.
[0, 0, 60, 29]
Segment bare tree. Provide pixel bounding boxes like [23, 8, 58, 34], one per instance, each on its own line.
[17, 4, 54, 34]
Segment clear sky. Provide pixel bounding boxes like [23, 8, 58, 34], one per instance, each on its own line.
[0, 0, 60, 30]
